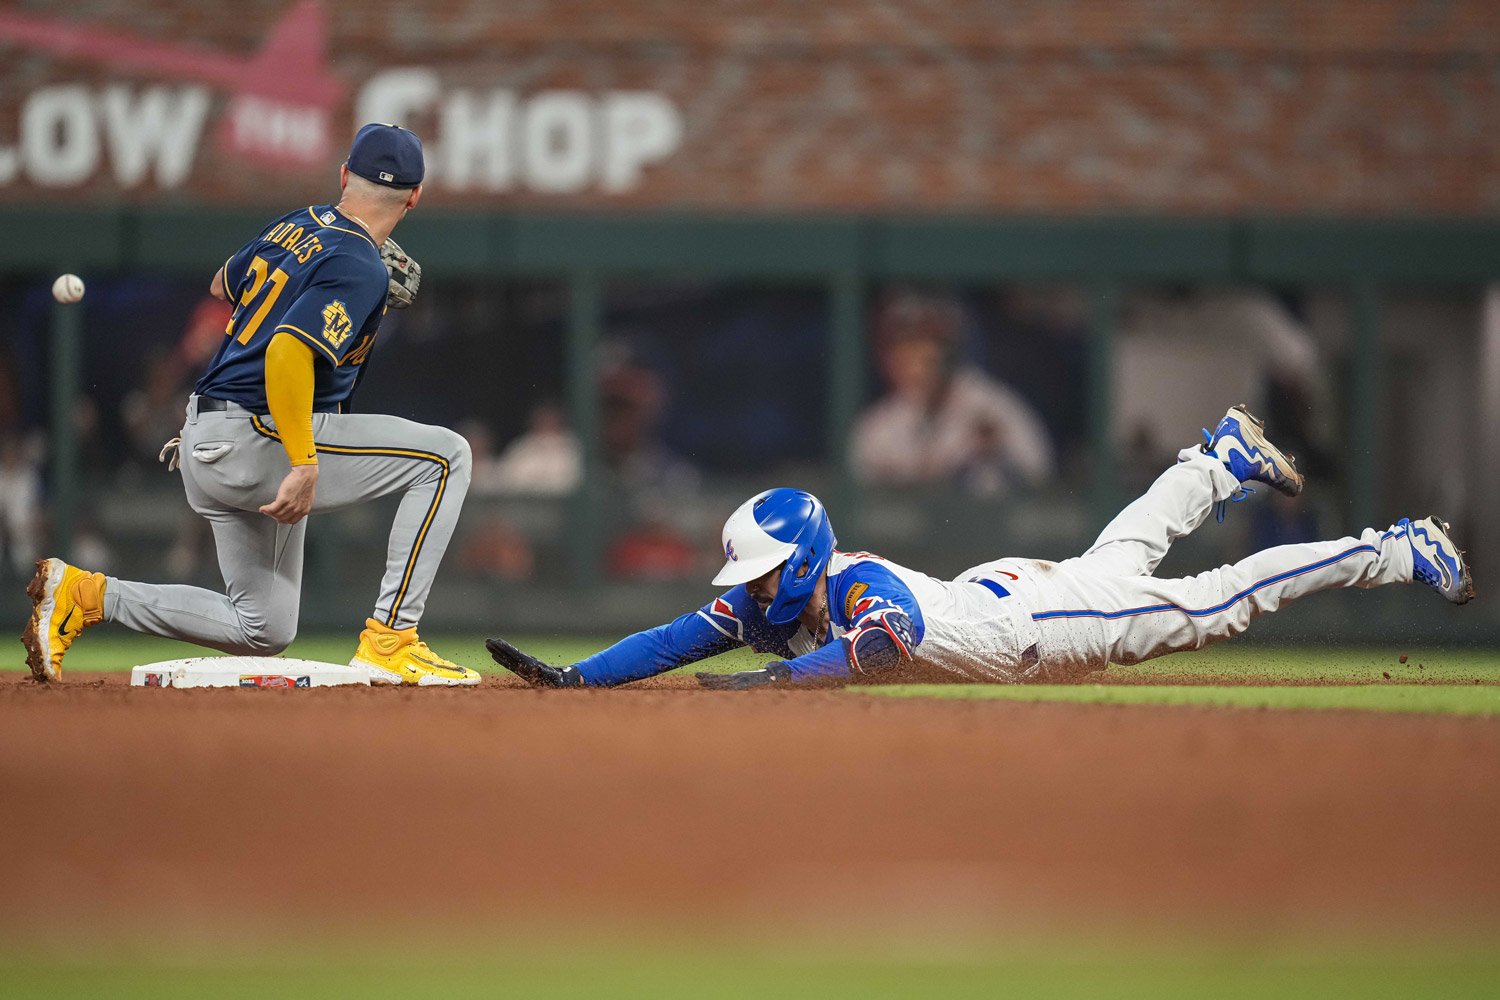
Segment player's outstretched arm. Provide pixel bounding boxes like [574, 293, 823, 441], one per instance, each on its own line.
[490, 598, 759, 688]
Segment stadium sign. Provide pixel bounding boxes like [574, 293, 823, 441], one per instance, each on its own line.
[358, 70, 681, 195]
[0, 2, 682, 196]
[0, 84, 213, 189]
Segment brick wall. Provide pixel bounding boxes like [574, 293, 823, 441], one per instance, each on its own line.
[1, 0, 1497, 212]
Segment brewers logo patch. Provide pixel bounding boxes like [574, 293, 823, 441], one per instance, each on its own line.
[321, 299, 353, 348]
[843, 582, 868, 619]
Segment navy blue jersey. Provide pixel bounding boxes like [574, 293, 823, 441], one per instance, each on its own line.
[195, 205, 389, 412]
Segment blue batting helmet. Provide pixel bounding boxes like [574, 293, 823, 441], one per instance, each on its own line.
[712, 488, 837, 624]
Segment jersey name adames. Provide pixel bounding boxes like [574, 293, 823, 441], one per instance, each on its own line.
[195, 205, 390, 412]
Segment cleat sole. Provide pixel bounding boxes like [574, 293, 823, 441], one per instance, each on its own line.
[20, 558, 63, 682]
[1227, 405, 1305, 497]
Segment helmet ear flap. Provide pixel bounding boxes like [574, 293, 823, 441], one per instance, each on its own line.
[749, 488, 836, 625]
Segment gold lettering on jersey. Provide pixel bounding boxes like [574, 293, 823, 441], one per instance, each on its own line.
[321, 299, 354, 348]
[292, 235, 324, 263]
[844, 582, 868, 619]
[343, 333, 376, 367]
[259, 223, 326, 264]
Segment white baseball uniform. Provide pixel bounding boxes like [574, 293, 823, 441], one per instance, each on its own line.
[569, 448, 1417, 687]
[883, 447, 1413, 682]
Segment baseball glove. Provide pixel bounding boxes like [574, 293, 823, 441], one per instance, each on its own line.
[380, 237, 421, 309]
[486, 636, 584, 688]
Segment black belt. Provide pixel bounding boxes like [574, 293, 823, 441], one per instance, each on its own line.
[197, 396, 341, 414]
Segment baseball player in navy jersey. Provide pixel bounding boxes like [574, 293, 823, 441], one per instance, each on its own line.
[24, 124, 479, 685]
[488, 406, 1473, 688]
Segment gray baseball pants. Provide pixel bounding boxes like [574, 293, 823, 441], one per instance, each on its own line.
[102, 395, 471, 654]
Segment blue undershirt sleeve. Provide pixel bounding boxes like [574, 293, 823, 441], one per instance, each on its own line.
[573, 591, 753, 687]
[780, 641, 852, 682]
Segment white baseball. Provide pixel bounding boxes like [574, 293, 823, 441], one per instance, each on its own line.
[52, 273, 85, 304]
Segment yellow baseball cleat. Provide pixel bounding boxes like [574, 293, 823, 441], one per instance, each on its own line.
[351, 618, 480, 686]
[22, 558, 106, 682]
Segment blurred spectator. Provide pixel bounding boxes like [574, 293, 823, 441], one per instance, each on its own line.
[459, 516, 536, 582]
[72, 397, 114, 486]
[458, 420, 507, 497]
[0, 356, 21, 438]
[0, 432, 41, 577]
[954, 420, 1018, 498]
[605, 516, 701, 581]
[1115, 288, 1334, 472]
[450, 421, 540, 581]
[174, 296, 235, 372]
[598, 349, 701, 507]
[596, 346, 702, 580]
[69, 509, 115, 576]
[1114, 288, 1334, 544]
[490, 402, 581, 496]
[121, 349, 191, 472]
[851, 290, 1055, 494]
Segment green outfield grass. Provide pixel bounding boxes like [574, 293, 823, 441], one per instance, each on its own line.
[5, 945, 1499, 1000]
[10, 633, 1499, 717]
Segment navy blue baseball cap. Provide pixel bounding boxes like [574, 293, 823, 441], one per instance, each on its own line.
[347, 123, 424, 188]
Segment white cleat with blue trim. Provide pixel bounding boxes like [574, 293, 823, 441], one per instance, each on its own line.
[1406, 516, 1475, 605]
[1203, 405, 1305, 497]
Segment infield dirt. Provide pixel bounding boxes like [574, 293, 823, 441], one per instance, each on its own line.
[3, 671, 1498, 945]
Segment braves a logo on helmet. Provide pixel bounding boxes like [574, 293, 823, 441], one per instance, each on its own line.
[724, 539, 737, 562]
[697, 596, 745, 641]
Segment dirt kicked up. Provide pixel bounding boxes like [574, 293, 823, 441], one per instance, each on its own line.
[2, 671, 1498, 946]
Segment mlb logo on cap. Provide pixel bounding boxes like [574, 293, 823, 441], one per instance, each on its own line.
[347, 123, 425, 188]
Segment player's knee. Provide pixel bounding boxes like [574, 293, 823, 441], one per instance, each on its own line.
[440, 429, 472, 484]
[450, 431, 472, 475]
[240, 615, 297, 655]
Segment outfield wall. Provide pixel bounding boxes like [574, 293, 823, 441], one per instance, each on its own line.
[0, 210, 1495, 640]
